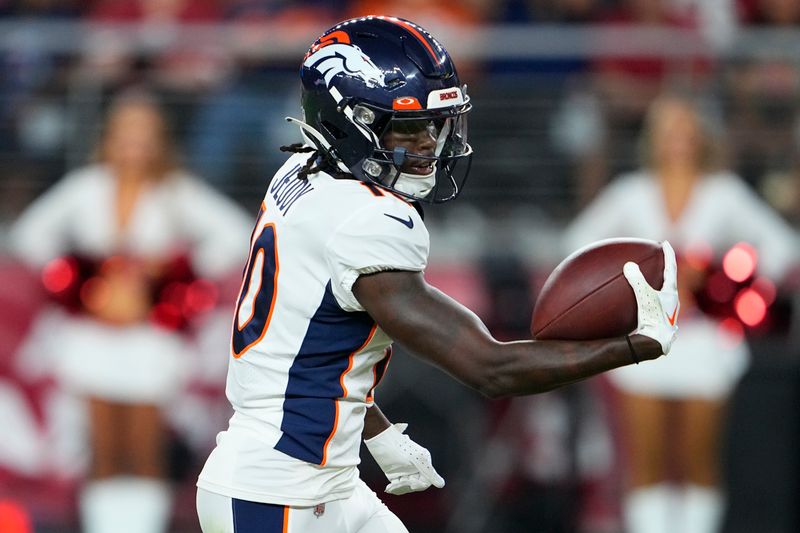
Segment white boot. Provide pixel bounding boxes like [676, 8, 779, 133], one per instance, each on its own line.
[679, 485, 724, 533]
[623, 483, 680, 533]
[80, 477, 172, 533]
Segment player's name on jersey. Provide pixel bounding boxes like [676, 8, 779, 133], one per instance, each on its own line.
[270, 163, 315, 215]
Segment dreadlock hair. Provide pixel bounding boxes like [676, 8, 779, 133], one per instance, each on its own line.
[279, 143, 339, 180]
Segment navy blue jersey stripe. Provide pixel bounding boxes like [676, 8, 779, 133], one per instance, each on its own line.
[275, 281, 375, 464]
[232, 498, 286, 533]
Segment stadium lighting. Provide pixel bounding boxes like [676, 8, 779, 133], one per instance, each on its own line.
[734, 288, 767, 327]
[41, 257, 77, 293]
[722, 243, 757, 283]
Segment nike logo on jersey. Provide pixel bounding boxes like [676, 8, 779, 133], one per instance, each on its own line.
[384, 213, 414, 229]
[667, 304, 679, 326]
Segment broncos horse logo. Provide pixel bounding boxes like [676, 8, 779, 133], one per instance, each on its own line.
[304, 42, 386, 89]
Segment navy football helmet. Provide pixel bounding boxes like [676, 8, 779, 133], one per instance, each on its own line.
[291, 16, 473, 203]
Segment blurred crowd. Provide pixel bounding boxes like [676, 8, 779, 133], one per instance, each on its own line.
[0, 1, 800, 533]
[1, 0, 800, 221]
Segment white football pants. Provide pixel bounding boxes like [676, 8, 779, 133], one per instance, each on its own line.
[197, 479, 408, 533]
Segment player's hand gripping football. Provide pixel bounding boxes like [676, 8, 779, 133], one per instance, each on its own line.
[365, 423, 445, 495]
[623, 240, 680, 355]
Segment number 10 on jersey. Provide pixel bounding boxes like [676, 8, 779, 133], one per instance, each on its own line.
[232, 214, 279, 358]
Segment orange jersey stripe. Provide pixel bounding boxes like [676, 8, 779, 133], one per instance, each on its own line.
[339, 350, 357, 399]
[282, 506, 290, 533]
[320, 399, 340, 468]
[320, 323, 379, 465]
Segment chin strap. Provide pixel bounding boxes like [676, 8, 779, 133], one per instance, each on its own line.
[392, 168, 436, 199]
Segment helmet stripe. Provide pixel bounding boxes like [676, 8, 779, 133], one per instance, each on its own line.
[379, 16, 441, 64]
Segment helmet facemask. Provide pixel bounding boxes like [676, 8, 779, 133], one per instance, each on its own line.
[343, 95, 472, 203]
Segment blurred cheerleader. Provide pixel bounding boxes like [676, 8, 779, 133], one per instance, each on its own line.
[10, 89, 251, 533]
[565, 94, 799, 533]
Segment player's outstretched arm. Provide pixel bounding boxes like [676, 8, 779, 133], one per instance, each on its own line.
[353, 271, 663, 399]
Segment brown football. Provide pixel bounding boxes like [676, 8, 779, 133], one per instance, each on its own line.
[531, 238, 664, 340]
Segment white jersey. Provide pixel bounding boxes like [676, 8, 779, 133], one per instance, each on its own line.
[197, 153, 429, 505]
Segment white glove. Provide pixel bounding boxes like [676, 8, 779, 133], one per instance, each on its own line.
[623, 240, 680, 355]
[364, 423, 445, 495]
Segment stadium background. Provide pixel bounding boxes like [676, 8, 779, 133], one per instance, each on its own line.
[0, 1, 798, 532]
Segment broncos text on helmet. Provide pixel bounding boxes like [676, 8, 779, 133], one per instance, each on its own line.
[290, 16, 473, 203]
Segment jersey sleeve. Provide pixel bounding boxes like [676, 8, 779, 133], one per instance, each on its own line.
[325, 201, 429, 312]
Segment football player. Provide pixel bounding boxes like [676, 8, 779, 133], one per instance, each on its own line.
[196, 16, 679, 533]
